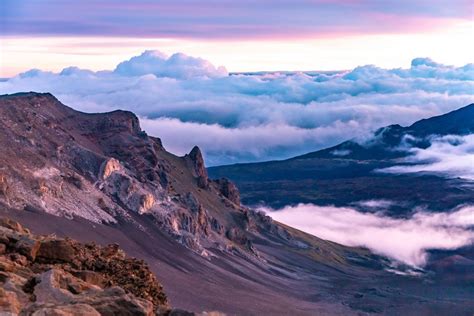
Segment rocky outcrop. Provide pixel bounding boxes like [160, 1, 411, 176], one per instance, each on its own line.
[226, 227, 255, 254]
[0, 217, 173, 315]
[214, 178, 240, 207]
[0, 175, 9, 200]
[99, 158, 122, 180]
[139, 193, 155, 214]
[99, 169, 157, 215]
[93, 110, 142, 136]
[186, 146, 209, 189]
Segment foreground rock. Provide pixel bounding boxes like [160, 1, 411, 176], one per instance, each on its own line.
[0, 217, 198, 315]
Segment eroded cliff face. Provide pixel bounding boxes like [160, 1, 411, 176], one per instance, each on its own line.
[0, 217, 171, 315]
[0, 92, 274, 259]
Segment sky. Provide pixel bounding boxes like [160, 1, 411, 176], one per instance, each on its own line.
[1, 0, 473, 77]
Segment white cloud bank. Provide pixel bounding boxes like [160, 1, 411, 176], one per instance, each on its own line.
[262, 204, 474, 267]
[114, 50, 228, 79]
[1, 51, 473, 165]
[380, 134, 474, 180]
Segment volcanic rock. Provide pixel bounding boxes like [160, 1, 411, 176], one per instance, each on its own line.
[214, 178, 240, 206]
[99, 158, 122, 180]
[186, 146, 209, 189]
[139, 193, 155, 214]
[0, 217, 172, 315]
[37, 239, 76, 263]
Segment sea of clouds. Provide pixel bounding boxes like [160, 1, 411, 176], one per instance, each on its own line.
[262, 203, 474, 267]
[379, 134, 474, 181]
[0, 50, 473, 165]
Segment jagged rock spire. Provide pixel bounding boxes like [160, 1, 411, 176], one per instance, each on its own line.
[215, 178, 240, 207]
[186, 146, 209, 189]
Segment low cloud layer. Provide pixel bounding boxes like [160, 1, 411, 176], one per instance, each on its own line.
[380, 134, 474, 180]
[262, 204, 474, 267]
[352, 199, 397, 211]
[1, 51, 473, 165]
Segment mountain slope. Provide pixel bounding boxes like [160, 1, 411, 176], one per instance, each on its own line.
[1, 93, 473, 315]
[209, 103, 474, 213]
[407, 103, 474, 137]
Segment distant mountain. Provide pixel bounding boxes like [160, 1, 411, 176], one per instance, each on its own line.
[1, 93, 473, 315]
[297, 103, 474, 161]
[407, 103, 474, 137]
[209, 104, 474, 213]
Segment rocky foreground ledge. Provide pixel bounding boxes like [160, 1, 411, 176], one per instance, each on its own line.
[0, 217, 211, 316]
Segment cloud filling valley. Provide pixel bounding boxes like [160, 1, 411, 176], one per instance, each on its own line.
[262, 204, 474, 267]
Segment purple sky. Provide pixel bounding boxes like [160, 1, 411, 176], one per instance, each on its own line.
[2, 0, 472, 39]
[1, 0, 472, 76]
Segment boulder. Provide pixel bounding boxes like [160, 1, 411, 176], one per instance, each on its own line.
[10, 253, 28, 266]
[70, 270, 105, 288]
[14, 235, 40, 260]
[84, 287, 154, 316]
[37, 239, 76, 263]
[0, 218, 29, 234]
[0, 287, 21, 315]
[33, 269, 76, 304]
[28, 303, 100, 316]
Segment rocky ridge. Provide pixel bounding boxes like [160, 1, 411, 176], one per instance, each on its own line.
[0, 92, 270, 259]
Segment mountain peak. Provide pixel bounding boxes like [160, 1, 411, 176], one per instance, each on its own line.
[0, 91, 56, 100]
[189, 145, 204, 161]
